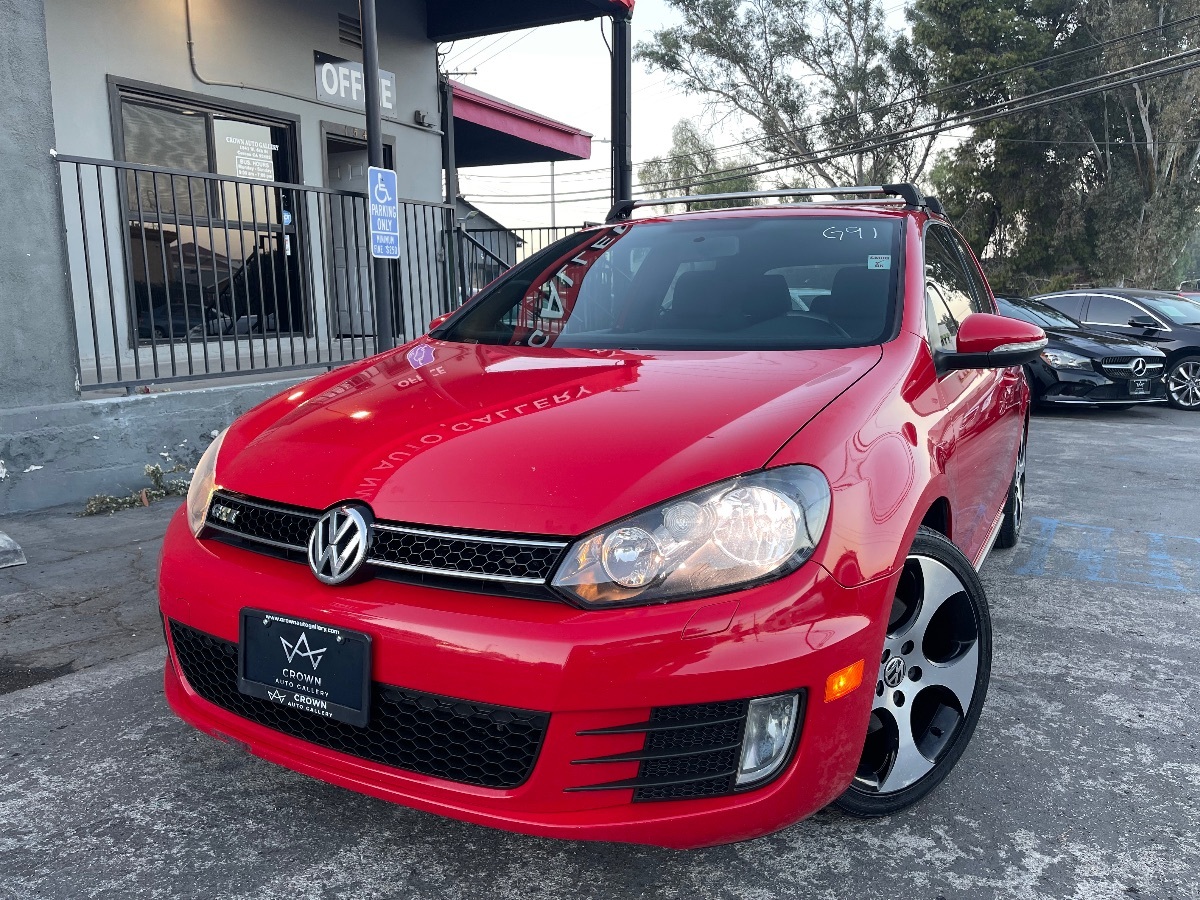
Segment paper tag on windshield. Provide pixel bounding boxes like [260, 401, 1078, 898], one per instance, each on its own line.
[867, 255, 891, 270]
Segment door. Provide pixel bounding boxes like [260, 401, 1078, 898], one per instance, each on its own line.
[924, 225, 1020, 560]
[326, 141, 373, 337]
[1081, 294, 1173, 348]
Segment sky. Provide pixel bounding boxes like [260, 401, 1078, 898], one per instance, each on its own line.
[441, 2, 730, 227]
[444, 1, 918, 229]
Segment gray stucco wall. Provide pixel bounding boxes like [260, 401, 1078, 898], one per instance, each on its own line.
[0, 378, 302, 515]
[0, 0, 79, 409]
[43, 0, 442, 201]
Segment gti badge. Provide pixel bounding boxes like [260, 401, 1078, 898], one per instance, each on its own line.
[307, 505, 371, 585]
[1131, 357, 1148, 377]
[280, 631, 327, 670]
[210, 504, 239, 525]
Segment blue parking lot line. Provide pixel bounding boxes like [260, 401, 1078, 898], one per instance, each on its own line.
[1013, 516, 1195, 592]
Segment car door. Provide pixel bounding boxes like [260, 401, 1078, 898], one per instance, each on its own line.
[1082, 294, 1176, 350]
[924, 225, 1018, 560]
[1081, 294, 1151, 337]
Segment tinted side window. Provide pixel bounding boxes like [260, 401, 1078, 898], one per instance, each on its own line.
[1084, 295, 1139, 326]
[947, 230, 992, 314]
[924, 225, 976, 350]
[1040, 294, 1087, 319]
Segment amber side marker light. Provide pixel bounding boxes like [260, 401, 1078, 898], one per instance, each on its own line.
[825, 659, 865, 703]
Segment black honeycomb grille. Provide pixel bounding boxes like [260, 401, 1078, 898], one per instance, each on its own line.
[372, 527, 563, 581]
[207, 492, 316, 550]
[169, 620, 549, 789]
[204, 492, 567, 589]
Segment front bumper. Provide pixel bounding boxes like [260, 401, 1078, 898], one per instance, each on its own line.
[159, 507, 893, 848]
[1028, 361, 1167, 404]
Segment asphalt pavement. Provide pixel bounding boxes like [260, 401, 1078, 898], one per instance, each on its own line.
[1, 405, 1198, 900]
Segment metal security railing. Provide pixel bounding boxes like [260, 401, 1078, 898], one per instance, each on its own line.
[57, 155, 456, 391]
[456, 225, 585, 297]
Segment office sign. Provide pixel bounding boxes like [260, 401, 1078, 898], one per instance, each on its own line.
[314, 51, 396, 113]
[368, 166, 400, 259]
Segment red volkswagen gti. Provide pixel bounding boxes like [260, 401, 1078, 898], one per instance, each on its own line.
[159, 185, 1045, 848]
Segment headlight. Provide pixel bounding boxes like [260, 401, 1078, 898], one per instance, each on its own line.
[1040, 349, 1093, 371]
[186, 428, 227, 537]
[552, 466, 831, 607]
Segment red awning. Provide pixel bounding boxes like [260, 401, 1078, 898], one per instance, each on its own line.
[451, 81, 592, 166]
[428, 0, 634, 42]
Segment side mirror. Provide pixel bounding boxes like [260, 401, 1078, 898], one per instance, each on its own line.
[939, 313, 1047, 371]
[427, 311, 453, 332]
[1127, 315, 1161, 329]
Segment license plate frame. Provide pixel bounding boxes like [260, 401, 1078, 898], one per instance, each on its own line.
[1129, 378, 1151, 396]
[238, 609, 372, 727]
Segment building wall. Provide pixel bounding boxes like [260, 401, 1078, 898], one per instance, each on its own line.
[41, 0, 449, 388]
[0, 0, 79, 409]
[43, 0, 443, 200]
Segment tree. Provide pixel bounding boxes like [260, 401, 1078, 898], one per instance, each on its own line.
[637, 0, 938, 187]
[915, 0, 1200, 290]
[638, 119, 759, 208]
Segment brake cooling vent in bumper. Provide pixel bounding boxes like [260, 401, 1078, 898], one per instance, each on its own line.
[569, 696, 805, 801]
[168, 620, 549, 789]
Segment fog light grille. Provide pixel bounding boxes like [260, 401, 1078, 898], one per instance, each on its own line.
[568, 695, 806, 801]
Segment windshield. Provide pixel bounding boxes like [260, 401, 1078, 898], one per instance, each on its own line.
[437, 216, 902, 350]
[1137, 294, 1200, 325]
[997, 297, 1080, 329]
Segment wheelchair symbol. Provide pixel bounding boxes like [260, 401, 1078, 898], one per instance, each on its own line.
[373, 173, 393, 205]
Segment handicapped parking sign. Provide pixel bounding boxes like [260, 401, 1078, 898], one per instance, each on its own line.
[368, 166, 400, 259]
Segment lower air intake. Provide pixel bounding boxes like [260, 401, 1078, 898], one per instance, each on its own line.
[168, 620, 549, 789]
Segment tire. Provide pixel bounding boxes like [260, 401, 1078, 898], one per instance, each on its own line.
[835, 526, 993, 818]
[993, 422, 1026, 550]
[1166, 355, 1200, 410]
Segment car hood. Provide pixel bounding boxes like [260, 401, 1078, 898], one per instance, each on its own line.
[220, 341, 882, 535]
[1043, 327, 1164, 357]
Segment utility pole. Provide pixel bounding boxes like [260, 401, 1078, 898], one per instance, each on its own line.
[360, 0, 395, 350]
[610, 12, 633, 207]
[550, 161, 556, 229]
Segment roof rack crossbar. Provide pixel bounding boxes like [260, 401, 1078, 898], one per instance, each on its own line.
[606, 183, 926, 222]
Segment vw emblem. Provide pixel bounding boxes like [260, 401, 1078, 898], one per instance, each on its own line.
[883, 656, 907, 688]
[307, 505, 371, 585]
[1131, 357, 1147, 377]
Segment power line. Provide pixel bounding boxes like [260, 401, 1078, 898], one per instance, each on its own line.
[472, 29, 537, 68]
[459, 12, 1196, 187]
[468, 45, 1200, 205]
[657, 44, 1200, 197]
[580, 11, 1200, 175]
[600, 39, 1200, 196]
[449, 31, 516, 69]
[460, 14, 1200, 202]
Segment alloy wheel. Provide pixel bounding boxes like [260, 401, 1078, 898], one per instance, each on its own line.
[853, 554, 982, 795]
[1167, 361, 1200, 409]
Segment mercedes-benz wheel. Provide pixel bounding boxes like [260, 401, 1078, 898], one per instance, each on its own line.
[1166, 356, 1200, 410]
